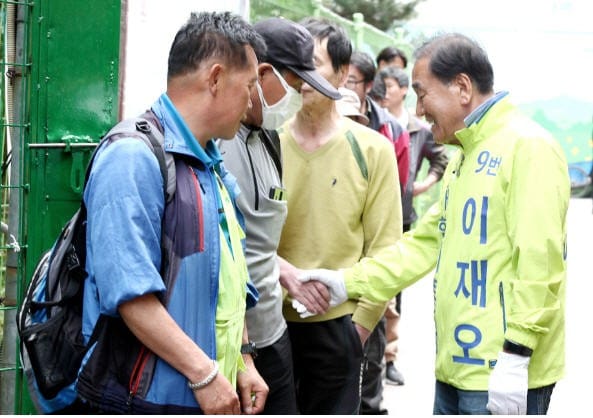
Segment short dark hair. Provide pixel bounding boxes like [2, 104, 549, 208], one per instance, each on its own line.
[376, 46, 408, 69]
[167, 11, 266, 79]
[414, 33, 494, 95]
[350, 51, 376, 83]
[299, 17, 352, 73]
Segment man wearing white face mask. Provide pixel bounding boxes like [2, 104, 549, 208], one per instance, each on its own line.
[216, 17, 340, 414]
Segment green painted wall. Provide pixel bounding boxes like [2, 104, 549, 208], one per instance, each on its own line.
[14, 0, 122, 413]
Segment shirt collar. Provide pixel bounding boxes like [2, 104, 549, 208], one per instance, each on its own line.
[464, 91, 509, 127]
[395, 109, 409, 130]
[151, 93, 222, 168]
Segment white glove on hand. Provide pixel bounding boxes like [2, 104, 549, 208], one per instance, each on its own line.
[487, 351, 530, 415]
[291, 299, 315, 319]
[297, 269, 348, 307]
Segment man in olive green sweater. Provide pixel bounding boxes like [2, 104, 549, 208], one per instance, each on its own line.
[277, 18, 402, 414]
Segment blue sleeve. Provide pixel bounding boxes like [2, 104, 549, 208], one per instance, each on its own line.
[84, 138, 166, 316]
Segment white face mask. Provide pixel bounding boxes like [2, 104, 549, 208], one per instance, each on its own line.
[257, 67, 303, 130]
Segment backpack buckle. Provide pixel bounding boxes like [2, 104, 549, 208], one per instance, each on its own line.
[135, 120, 151, 134]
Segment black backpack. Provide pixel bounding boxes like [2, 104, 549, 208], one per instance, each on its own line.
[16, 111, 175, 411]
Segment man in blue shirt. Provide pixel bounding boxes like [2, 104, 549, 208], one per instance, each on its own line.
[76, 11, 268, 414]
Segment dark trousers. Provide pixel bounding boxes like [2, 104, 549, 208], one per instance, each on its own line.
[288, 315, 364, 414]
[360, 317, 388, 414]
[433, 380, 556, 415]
[253, 329, 299, 414]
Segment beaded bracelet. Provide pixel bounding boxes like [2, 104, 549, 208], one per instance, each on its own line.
[188, 360, 219, 391]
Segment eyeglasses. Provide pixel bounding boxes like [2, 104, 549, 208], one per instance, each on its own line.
[345, 78, 365, 88]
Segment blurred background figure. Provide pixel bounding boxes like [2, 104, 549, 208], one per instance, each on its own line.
[376, 45, 408, 70]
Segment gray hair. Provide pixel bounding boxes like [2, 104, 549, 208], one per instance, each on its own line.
[414, 33, 493, 94]
[378, 66, 409, 88]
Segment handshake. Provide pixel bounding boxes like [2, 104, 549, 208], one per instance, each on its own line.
[291, 269, 348, 318]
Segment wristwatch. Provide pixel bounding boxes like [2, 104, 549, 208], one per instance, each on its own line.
[240, 341, 258, 359]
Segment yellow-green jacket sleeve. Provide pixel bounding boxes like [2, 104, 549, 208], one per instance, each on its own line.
[502, 135, 569, 349]
[344, 199, 443, 303]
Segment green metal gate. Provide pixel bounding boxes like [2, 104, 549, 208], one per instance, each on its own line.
[0, 0, 122, 413]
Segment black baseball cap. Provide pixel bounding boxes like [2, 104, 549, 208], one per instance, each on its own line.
[253, 18, 341, 100]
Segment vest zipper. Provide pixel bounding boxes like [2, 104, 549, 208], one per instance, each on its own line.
[127, 345, 150, 411]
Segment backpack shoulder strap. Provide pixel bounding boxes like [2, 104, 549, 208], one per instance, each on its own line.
[99, 110, 176, 202]
[345, 130, 369, 181]
[259, 129, 282, 179]
[136, 111, 176, 203]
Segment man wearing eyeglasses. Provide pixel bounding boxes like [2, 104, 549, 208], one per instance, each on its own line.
[348, 51, 409, 194]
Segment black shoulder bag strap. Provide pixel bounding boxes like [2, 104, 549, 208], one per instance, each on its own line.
[258, 129, 283, 179]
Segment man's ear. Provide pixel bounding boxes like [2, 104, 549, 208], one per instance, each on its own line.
[208, 63, 224, 95]
[258, 63, 273, 81]
[455, 73, 473, 105]
[257, 63, 275, 90]
[337, 64, 349, 87]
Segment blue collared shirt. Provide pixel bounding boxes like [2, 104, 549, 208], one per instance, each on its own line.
[154, 93, 223, 166]
[464, 91, 509, 127]
[80, 94, 254, 408]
